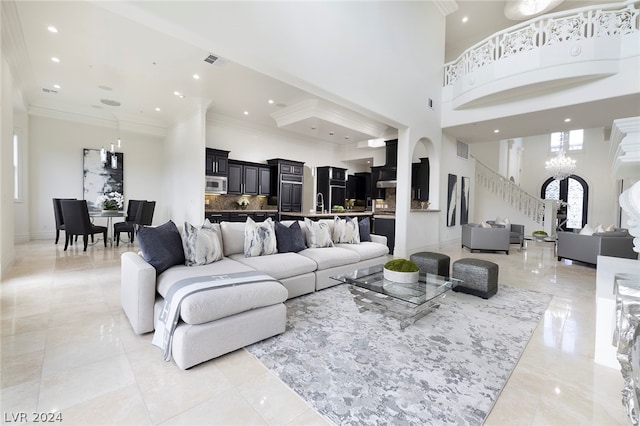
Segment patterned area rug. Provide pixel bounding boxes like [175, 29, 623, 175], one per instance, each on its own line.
[247, 283, 552, 426]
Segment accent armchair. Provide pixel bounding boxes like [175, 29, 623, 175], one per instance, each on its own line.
[487, 221, 524, 247]
[461, 224, 510, 255]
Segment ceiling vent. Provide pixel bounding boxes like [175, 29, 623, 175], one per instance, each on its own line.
[204, 54, 218, 64]
[42, 88, 58, 94]
[457, 140, 469, 159]
[100, 99, 121, 107]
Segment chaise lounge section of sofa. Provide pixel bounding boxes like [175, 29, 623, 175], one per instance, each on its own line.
[121, 218, 388, 369]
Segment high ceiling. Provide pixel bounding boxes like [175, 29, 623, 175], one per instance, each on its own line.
[2, 0, 638, 146]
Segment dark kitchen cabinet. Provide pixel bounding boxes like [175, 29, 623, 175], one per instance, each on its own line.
[268, 158, 305, 215]
[205, 149, 229, 176]
[258, 166, 271, 196]
[411, 157, 430, 201]
[373, 217, 395, 253]
[228, 161, 259, 195]
[280, 181, 303, 212]
[370, 166, 386, 200]
[355, 172, 371, 201]
[204, 212, 229, 223]
[317, 166, 347, 210]
[228, 212, 251, 222]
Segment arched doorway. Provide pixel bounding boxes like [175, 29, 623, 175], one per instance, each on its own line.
[541, 175, 589, 232]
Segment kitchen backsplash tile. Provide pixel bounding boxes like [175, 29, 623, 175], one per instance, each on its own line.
[205, 194, 272, 211]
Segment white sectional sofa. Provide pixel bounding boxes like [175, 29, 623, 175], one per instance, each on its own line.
[121, 218, 388, 369]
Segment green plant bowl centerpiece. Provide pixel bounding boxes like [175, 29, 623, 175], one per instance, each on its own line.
[532, 230, 548, 240]
[383, 258, 420, 283]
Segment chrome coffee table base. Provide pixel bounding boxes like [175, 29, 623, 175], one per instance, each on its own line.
[348, 285, 445, 330]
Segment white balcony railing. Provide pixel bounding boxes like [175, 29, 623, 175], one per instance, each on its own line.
[444, 0, 640, 86]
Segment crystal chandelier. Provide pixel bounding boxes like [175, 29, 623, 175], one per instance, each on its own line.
[545, 149, 576, 181]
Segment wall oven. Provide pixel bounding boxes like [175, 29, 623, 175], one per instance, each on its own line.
[205, 176, 228, 194]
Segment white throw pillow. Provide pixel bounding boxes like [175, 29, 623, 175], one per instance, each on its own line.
[594, 224, 605, 233]
[480, 221, 492, 228]
[579, 224, 595, 236]
[182, 219, 223, 266]
[244, 217, 277, 257]
[495, 216, 510, 225]
[333, 216, 360, 244]
[304, 218, 334, 248]
[604, 224, 616, 232]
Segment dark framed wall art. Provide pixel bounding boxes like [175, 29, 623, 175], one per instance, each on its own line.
[83, 148, 124, 209]
[460, 176, 470, 225]
[447, 173, 457, 227]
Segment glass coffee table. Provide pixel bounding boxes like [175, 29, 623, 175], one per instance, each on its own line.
[331, 265, 462, 330]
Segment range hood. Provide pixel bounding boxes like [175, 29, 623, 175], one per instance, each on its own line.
[376, 140, 398, 188]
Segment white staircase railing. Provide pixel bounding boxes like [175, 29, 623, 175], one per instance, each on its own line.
[474, 158, 546, 225]
[444, 0, 639, 86]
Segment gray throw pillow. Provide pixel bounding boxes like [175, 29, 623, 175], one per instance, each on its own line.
[358, 216, 371, 242]
[275, 220, 307, 253]
[137, 220, 185, 275]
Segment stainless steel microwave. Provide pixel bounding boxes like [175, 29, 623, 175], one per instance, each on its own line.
[205, 176, 228, 194]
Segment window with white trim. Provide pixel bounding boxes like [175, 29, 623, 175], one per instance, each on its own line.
[13, 132, 21, 202]
[550, 129, 583, 153]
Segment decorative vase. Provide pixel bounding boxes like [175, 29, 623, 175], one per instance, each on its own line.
[383, 268, 419, 283]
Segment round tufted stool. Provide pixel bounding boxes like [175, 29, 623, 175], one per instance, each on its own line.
[410, 252, 451, 277]
[451, 258, 499, 299]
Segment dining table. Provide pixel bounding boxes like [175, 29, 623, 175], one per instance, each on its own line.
[89, 209, 126, 246]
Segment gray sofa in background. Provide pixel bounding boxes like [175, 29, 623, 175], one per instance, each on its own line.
[556, 229, 637, 266]
[461, 224, 510, 254]
[487, 221, 525, 247]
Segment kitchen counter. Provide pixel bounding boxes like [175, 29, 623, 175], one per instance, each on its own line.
[281, 211, 373, 219]
[205, 209, 278, 213]
[410, 209, 441, 213]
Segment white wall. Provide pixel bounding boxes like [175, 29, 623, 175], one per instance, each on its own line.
[29, 114, 165, 239]
[519, 127, 619, 227]
[163, 108, 206, 226]
[1, 56, 16, 274]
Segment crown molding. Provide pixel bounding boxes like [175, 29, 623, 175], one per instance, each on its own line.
[433, 0, 458, 16]
[28, 105, 167, 137]
[1, 0, 39, 106]
[270, 98, 388, 139]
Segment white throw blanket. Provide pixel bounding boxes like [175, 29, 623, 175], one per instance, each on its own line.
[152, 271, 279, 362]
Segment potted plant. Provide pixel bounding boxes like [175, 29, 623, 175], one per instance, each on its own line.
[237, 197, 249, 210]
[96, 191, 123, 211]
[532, 230, 548, 240]
[383, 258, 420, 283]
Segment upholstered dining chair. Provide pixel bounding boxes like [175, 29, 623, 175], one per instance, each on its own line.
[60, 200, 107, 251]
[135, 200, 156, 227]
[52, 197, 76, 244]
[113, 200, 145, 246]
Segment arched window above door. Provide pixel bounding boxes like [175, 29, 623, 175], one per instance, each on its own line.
[541, 175, 589, 231]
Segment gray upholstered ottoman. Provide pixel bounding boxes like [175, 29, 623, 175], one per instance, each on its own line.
[451, 258, 498, 299]
[410, 252, 451, 277]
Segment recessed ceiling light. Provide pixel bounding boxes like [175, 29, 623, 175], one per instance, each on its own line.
[155, 107, 161, 112]
[192, 74, 200, 80]
[494, 129, 500, 133]
[53, 84, 61, 89]
[243, 111, 249, 115]
[462, 16, 468, 23]
[329, 132, 335, 136]
[47, 26, 58, 33]
[344, 136, 350, 140]
[564, 118, 571, 122]
[268, 99, 274, 104]
[98, 85, 112, 91]
[51, 57, 60, 63]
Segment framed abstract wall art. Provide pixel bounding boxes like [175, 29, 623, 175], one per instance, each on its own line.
[460, 176, 470, 225]
[83, 148, 124, 209]
[447, 173, 457, 227]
